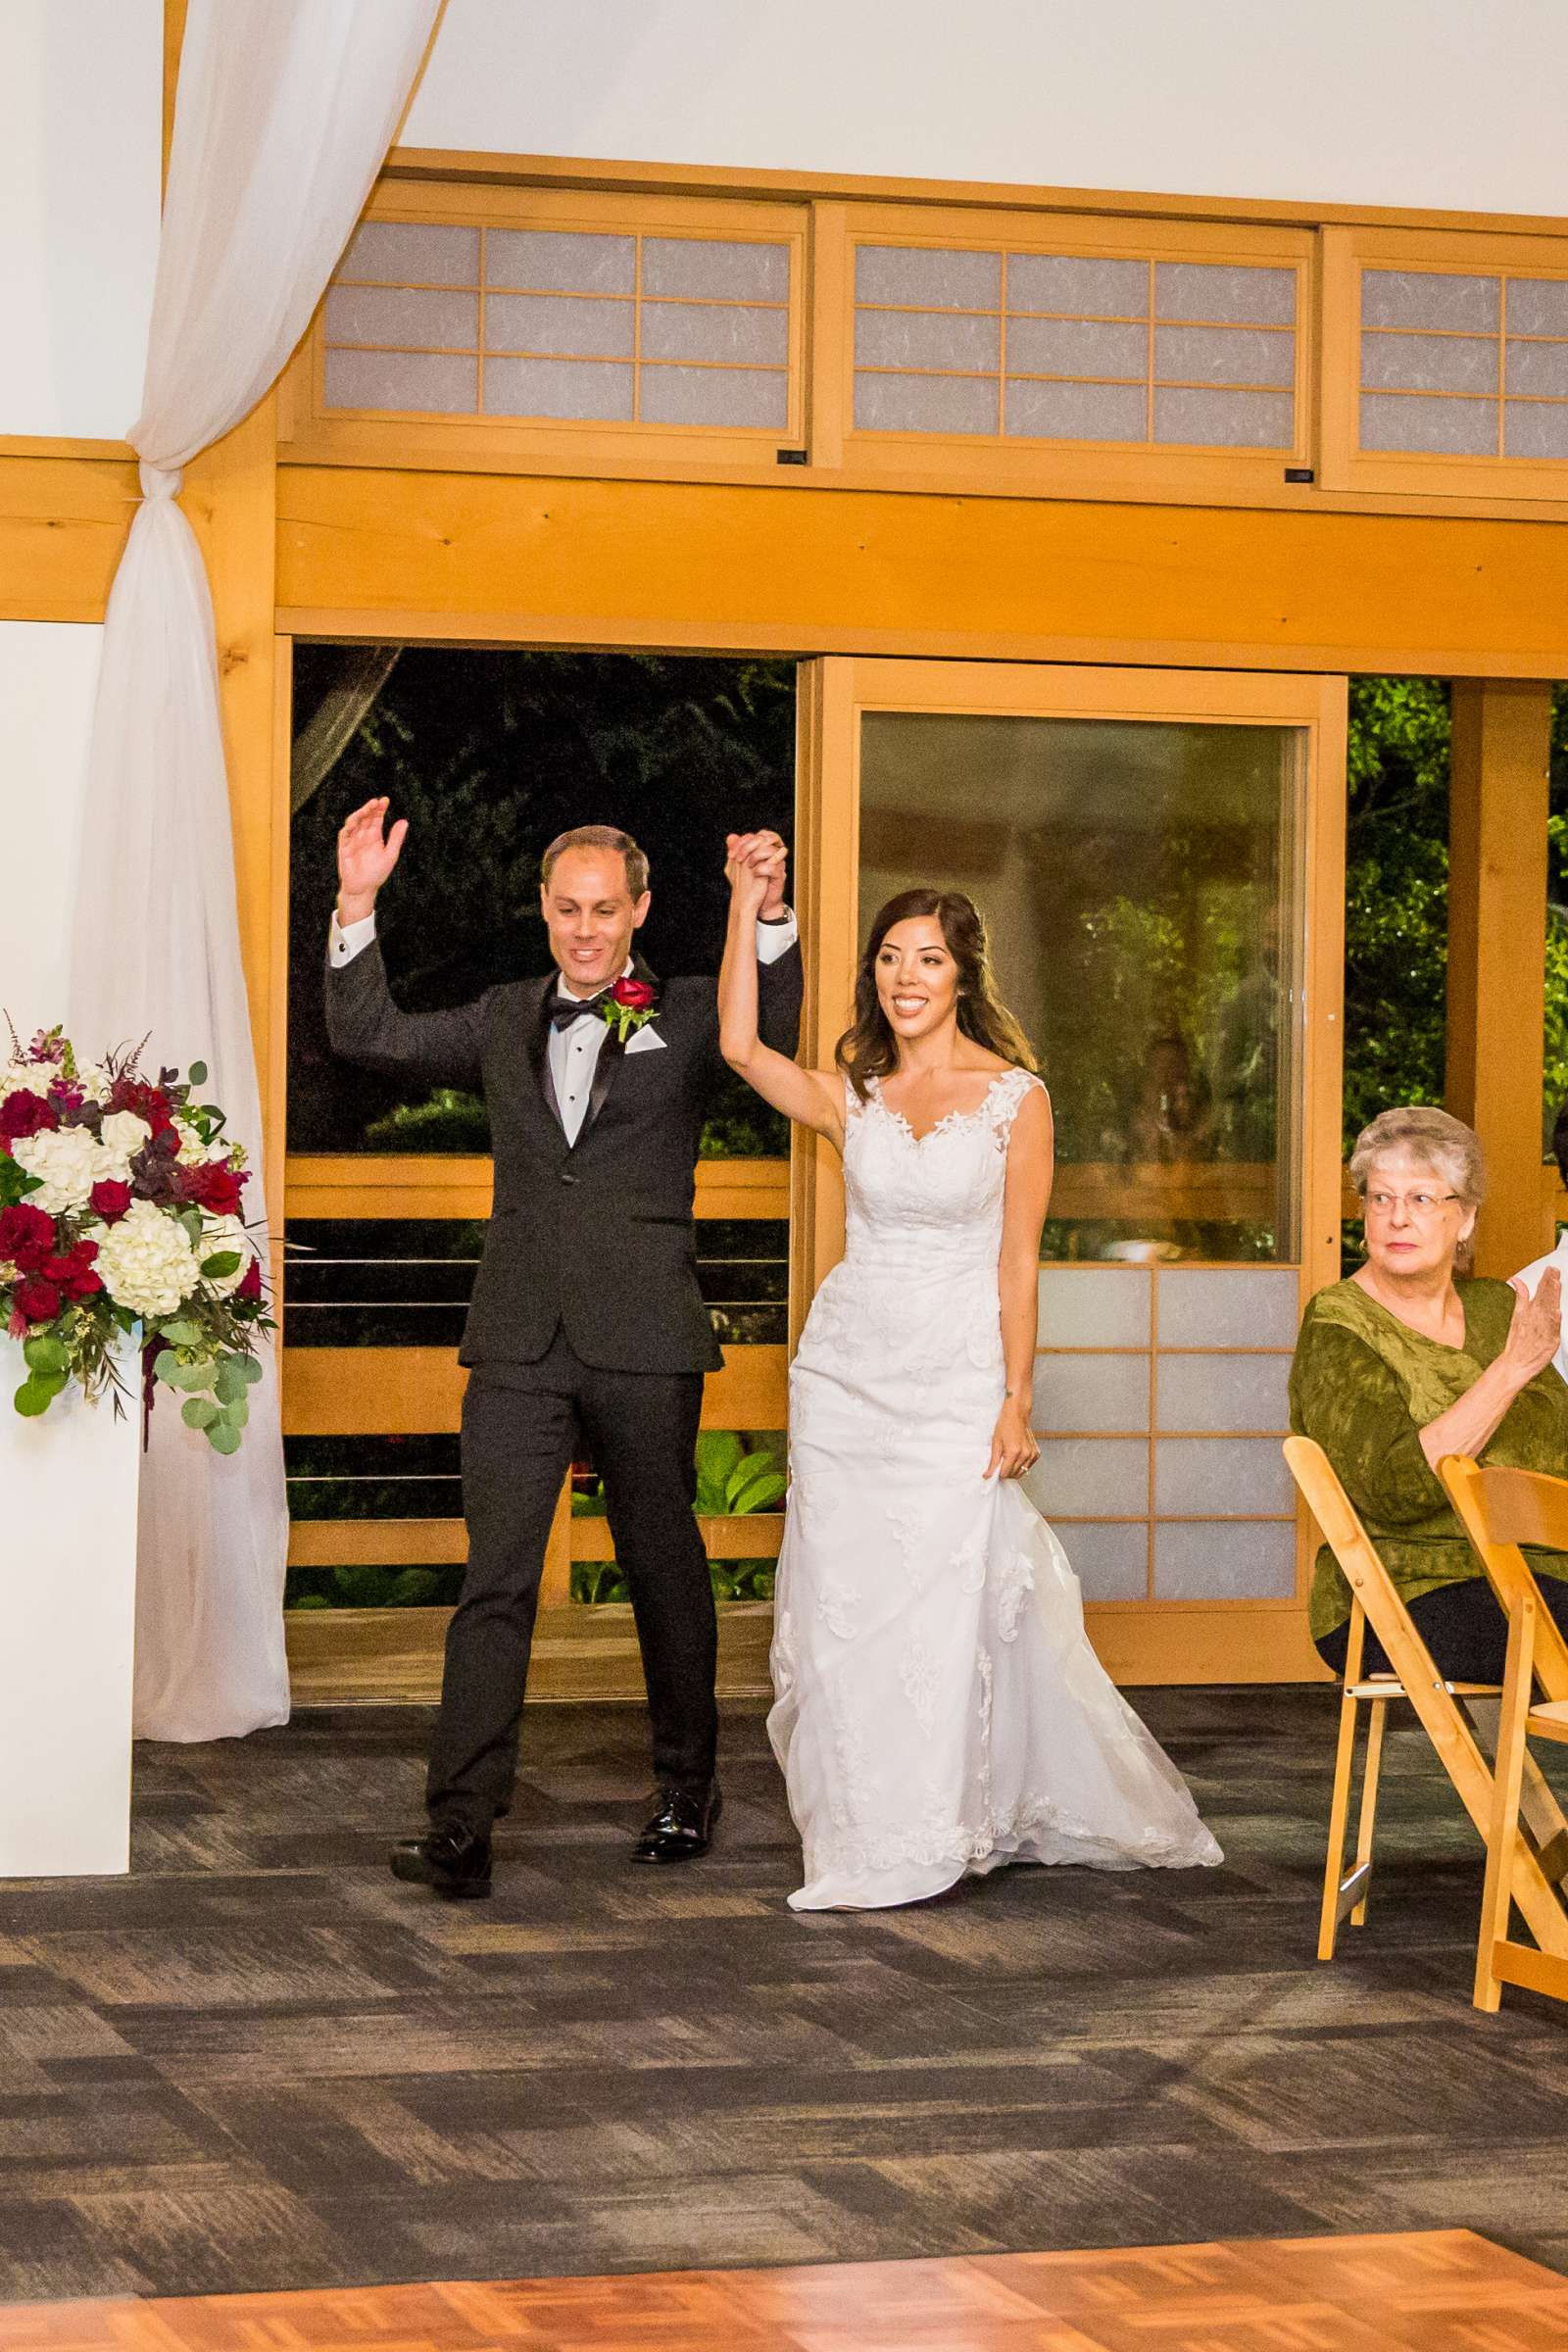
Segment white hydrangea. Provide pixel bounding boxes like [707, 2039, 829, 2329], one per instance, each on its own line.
[0, 1060, 55, 1101]
[175, 1118, 215, 1167]
[74, 1063, 115, 1104]
[197, 1212, 254, 1298]
[11, 1122, 102, 1213]
[92, 1199, 198, 1318]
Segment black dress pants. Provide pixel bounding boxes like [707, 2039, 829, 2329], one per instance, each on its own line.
[426, 1326, 715, 1832]
[1315, 1572, 1568, 1683]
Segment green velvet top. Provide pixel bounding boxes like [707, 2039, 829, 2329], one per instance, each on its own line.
[1289, 1274, 1568, 1641]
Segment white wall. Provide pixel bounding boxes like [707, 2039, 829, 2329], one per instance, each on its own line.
[0, 0, 162, 439]
[407, 0, 1568, 220]
[0, 623, 102, 1017]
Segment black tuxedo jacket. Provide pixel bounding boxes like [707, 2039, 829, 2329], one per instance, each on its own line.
[325, 939, 803, 1374]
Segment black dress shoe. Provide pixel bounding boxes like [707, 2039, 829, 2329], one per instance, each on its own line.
[388, 1822, 493, 1898]
[633, 1783, 722, 1865]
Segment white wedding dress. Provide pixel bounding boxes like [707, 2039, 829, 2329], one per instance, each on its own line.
[768, 1067, 1223, 1911]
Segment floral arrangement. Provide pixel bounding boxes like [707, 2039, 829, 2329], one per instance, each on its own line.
[0, 1025, 272, 1448]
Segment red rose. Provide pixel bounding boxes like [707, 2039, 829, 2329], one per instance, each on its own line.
[89, 1178, 133, 1222]
[0, 1090, 59, 1147]
[12, 1274, 60, 1324]
[0, 1201, 57, 1271]
[234, 1255, 264, 1304]
[179, 1159, 243, 1216]
[612, 978, 657, 1010]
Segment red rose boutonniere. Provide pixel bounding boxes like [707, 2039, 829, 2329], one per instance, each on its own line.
[599, 976, 660, 1046]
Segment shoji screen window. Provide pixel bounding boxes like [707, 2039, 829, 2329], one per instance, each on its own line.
[1321, 224, 1568, 500]
[841, 211, 1311, 492]
[282, 189, 807, 471]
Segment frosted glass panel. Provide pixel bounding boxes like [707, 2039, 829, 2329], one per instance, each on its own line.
[641, 303, 790, 366]
[1359, 393, 1495, 455]
[1158, 1269, 1298, 1348]
[324, 287, 477, 349]
[1006, 379, 1146, 439]
[1154, 1438, 1296, 1517]
[1007, 254, 1148, 318]
[339, 221, 478, 287]
[484, 294, 633, 359]
[1031, 1353, 1151, 1436]
[1504, 339, 1568, 397]
[641, 238, 789, 302]
[1153, 388, 1294, 447]
[1504, 401, 1568, 459]
[323, 350, 476, 414]
[1155, 264, 1296, 326]
[1360, 330, 1497, 395]
[856, 245, 1002, 311]
[486, 230, 636, 296]
[856, 372, 998, 433]
[482, 357, 633, 420]
[1506, 278, 1568, 336]
[1154, 1520, 1297, 1598]
[1059, 1523, 1147, 1601]
[639, 366, 787, 428]
[1006, 317, 1147, 377]
[1361, 270, 1499, 332]
[1154, 325, 1294, 389]
[1025, 1440, 1148, 1518]
[855, 310, 1002, 371]
[1039, 1268, 1152, 1348]
[1155, 1352, 1293, 1434]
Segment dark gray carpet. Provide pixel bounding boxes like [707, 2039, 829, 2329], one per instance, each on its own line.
[3, 1689, 1567, 2303]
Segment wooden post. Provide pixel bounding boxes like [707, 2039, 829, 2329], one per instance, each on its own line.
[1446, 678, 1552, 1277]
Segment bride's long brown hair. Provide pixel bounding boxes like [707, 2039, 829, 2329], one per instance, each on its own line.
[835, 887, 1039, 1102]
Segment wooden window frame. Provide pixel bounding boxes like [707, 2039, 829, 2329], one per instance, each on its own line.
[832, 203, 1314, 500]
[279, 180, 810, 475]
[1320, 222, 1568, 503]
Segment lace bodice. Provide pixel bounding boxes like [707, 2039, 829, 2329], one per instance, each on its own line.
[842, 1068, 1043, 1267]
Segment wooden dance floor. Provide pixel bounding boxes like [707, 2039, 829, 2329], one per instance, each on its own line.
[3, 2233, 1565, 2351]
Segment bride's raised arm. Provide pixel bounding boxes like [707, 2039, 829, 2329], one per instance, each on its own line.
[719, 848, 844, 1148]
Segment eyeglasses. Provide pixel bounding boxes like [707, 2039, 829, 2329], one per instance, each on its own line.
[1363, 1188, 1462, 1221]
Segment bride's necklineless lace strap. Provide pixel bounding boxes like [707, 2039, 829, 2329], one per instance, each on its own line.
[868, 1067, 1038, 1145]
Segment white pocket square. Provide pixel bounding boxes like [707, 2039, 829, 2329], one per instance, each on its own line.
[624, 1025, 666, 1054]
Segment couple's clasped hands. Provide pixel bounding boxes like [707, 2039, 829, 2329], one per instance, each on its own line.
[725, 829, 788, 918]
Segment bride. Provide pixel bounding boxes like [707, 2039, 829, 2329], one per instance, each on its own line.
[718, 854, 1222, 1911]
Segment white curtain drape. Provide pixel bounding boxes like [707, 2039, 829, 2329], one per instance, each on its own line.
[70, 0, 441, 1740]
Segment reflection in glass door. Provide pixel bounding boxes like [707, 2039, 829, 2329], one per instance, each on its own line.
[797, 661, 1346, 1683]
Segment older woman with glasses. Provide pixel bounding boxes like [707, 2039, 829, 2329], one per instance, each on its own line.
[1292, 1104, 1568, 1680]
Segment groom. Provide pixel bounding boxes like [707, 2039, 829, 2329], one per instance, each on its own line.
[325, 804, 802, 1895]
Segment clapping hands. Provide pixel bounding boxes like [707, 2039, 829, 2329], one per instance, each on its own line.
[725, 829, 787, 919]
[1505, 1264, 1563, 1383]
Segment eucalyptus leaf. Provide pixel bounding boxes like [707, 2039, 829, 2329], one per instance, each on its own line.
[13, 1378, 52, 1417]
[168, 1360, 214, 1392]
[181, 1396, 220, 1431]
[187, 1061, 208, 1086]
[235, 1353, 264, 1385]
[23, 1335, 68, 1374]
[215, 1357, 247, 1403]
[160, 1319, 202, 1346]
[219, 1396, 250, 1429]
[207, 1422, 241, 1455]
[153, 1348, 181, 1383]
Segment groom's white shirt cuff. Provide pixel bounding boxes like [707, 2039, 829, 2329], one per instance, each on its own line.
[327, 906, 799, 964]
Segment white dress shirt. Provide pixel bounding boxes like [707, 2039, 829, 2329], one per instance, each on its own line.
[328, 906, 799, 1149]
[1514, 1229, 1568, 1387]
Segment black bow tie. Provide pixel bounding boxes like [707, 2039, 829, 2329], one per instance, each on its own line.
[549, 988, 612, 1031]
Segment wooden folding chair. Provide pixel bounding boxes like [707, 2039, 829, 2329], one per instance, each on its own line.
[1285, 1437, 1568, 2004]
[1440, 1454, 1568, 2012]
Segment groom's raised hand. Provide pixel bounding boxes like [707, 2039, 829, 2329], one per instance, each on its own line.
[337, 797, 409, 925]
[725, 829, 789, 920]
